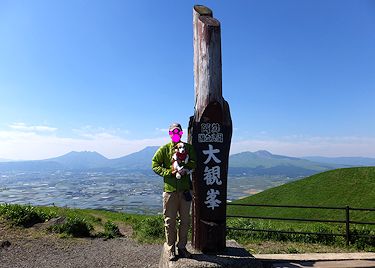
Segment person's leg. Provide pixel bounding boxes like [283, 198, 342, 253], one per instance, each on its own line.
[163, 192, 179, 255]
[176, 191, 191, 250]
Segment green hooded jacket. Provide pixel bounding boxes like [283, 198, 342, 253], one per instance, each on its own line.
[152, 141, 197, 192]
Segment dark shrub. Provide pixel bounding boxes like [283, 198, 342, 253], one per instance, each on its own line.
[0, 204, 56, 227]
[132, 216, 164, 242]
[97, 221, 122, 239]
[50, 217, 93, 237]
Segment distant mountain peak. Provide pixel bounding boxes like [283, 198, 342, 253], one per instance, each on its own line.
[45, 150, 110, 169]
[55, 151, 107, 159]
[254, 150, 273, 157]
[67, 150, 100, 154]
[110, 146, 159, 169]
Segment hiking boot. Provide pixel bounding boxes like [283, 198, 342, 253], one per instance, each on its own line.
[178, 247, 192, 258]
[168, 250, 178, 261]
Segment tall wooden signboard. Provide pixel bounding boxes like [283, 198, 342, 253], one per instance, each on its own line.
[188, 5, 232, 253]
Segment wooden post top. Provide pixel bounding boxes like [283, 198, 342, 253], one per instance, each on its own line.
[193, 6, 223, 122]
[193, 5, 213, 17]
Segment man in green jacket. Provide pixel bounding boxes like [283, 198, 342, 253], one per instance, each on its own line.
[152, 123, 196, 261]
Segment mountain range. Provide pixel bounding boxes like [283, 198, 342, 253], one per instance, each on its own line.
[228, 150, 342, 176]
[0, 147, 160, 172]
[0, 147, 374, 177]
[301, 156, 375, 167]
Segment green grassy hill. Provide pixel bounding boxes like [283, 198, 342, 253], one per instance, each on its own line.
[228, 167, 375, 222]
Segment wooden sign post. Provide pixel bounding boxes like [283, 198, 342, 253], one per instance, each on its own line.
[188, 5, 232, 253]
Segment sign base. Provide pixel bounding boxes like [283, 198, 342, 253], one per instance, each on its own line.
[158, 240, 262, 268]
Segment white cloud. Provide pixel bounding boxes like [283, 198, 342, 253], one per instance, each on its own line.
[0, 127, 169, 160]
[155, 128, 169, 132]
[9, 122, 57, 132]
[1, 123, 375, 160]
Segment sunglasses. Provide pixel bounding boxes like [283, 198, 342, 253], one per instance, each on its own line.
[169, 129, 183, 135]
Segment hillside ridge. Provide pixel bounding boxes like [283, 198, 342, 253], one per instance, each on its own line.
[230, 167, 375, 221]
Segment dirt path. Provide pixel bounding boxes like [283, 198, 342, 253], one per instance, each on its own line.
[0, 221, 161, 268]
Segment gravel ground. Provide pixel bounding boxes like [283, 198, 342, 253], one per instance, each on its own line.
[0, 222, 162, 268]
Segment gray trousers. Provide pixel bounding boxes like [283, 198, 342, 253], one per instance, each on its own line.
[163, 191, 191, 252]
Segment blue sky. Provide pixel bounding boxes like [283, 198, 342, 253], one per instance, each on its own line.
[1, 0, 374, 160]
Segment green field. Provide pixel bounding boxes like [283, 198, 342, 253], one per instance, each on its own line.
[226, 167, 375, 250]
[228, 167, 375, 221]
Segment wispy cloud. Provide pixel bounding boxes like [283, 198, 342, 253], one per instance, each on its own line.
[0, 125, 169, 160]
[1, 122, 375, 160]
[9, 122, 57, 132]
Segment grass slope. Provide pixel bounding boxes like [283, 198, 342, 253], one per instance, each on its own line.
[2, 204, 367, 254]
[228, 167, 375, 222]
[0, 204, 165, 242]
